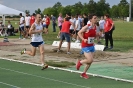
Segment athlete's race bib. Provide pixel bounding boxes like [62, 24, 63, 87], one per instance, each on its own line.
[88, 37, 94, 44]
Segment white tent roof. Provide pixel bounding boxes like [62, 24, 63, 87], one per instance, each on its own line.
[0, 4, 25, 16]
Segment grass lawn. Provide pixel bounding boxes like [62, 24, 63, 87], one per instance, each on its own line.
[0, 21, 133, 52]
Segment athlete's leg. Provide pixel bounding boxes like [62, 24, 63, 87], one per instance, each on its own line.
[25, 46, 36, 56]
[38, 44, 45, 65]
[82, 52, 94, 73]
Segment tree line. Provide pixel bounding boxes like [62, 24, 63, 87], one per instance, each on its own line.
[24, 0, 133, 20]
[41, 0, 133, 19]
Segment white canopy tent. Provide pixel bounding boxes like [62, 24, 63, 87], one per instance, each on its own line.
[0, 4, 25, 25]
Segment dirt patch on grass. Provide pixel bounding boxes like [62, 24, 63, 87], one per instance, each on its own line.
[0, 38, 133, 66]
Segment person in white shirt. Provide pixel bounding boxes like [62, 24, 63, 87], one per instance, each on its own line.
[75, 15, 81, 43]
[99, 16, 105, 37]
[69, 15, 76, 41]
[19, 13, 25, 39]
[42, 15, 46, 30]
[21, 14, 48, 70]
[25, 13, 31, 38]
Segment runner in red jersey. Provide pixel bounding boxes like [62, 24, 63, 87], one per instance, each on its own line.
[76, 14, 97, 79]
[30, 13, 36, 26]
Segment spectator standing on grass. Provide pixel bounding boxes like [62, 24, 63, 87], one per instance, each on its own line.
[51, 15, 56, 32]
[76, 14, 97, 79]
[83, 13, 88, 26]
[104, 14, 114, 50]
[57, 17, 74, 54]
[42, 15, 46, 30]
[99, 16, 105, 38]
[45, 14, 50, 34]
[57, 13, 63, 38]
[21, 14, 48, 70]
[19, 13, 25, 39]
[69, 15, 76, 41]
[75, 15, 81, 43]
[30, 13, 36, 26]
[25, 13, 31, 38]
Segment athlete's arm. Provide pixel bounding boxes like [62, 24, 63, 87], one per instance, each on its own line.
[78, 25, 88, 43]
[29, 24, 43, 34]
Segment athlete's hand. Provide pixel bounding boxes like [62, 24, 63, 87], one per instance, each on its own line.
[37, 29, 43, 33]
[83, 39, 88, 43]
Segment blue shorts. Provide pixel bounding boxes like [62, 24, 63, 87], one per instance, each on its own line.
[30, 41, 44, 47]
[81, 46, 95, 54]
[60, 32, 70, 42]
[43, 24, 46, 28]
[19, 26, 24, 31]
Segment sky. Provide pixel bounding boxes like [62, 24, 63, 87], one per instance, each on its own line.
[0, 0, 130, 14]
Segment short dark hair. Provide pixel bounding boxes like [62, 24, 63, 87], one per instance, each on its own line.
[88, 13, 97, 20]
[33, 13, 36, 16]
[104, 14, 110, 18]
[65, 17, 69, 21]
[75, 15, 78, 18]
[19, 13, 22, 16]
[83, 13, 87, 16]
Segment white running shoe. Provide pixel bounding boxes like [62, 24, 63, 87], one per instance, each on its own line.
[75, 40, 80, 43]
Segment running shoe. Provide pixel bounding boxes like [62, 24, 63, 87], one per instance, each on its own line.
[80, 73, 89, 79]
[41, 64, 48, 70]
[57, 49, 61, 53]
[67, 52, 71, 54]
[21, 48, 26, 55]
[76, 60, 82, 70]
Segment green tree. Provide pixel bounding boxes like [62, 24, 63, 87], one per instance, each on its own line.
[53, 2, 62, 9]
[43, 7, 57, 17]
[72, 1, 83, 15]
[25, 10, 30, 14]
[87, 0, 97, 14]
[97, 0, 110, 16]
[110, 5, 119, 17]
[35, 8, 42, 14]
[118, 0, 129, 20]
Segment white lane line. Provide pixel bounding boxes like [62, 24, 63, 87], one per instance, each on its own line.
[0, 81, 21, 88]
[0, 67, 90, 88]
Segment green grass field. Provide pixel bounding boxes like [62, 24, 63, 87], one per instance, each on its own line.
[1, 21, 133, 52]
[0, 21, 133, 88]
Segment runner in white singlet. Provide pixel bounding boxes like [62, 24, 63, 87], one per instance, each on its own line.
[20, 14, 48, 70]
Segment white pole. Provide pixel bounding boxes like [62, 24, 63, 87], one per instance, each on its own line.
[129, 0, 132, 21]
[2, 15, 5, 25]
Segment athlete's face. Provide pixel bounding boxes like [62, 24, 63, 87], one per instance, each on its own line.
[36, 14, 42, 22]
[104, 16, 107, 20]
[91, 16, 97, 24]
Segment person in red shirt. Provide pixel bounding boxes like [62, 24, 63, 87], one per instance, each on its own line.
[104, 14, 114, 50]
[57, 17, 74, 54]
[30, 13, 36, 26]
[45, 14, 50, 34]
[76, 14, 97, 79]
